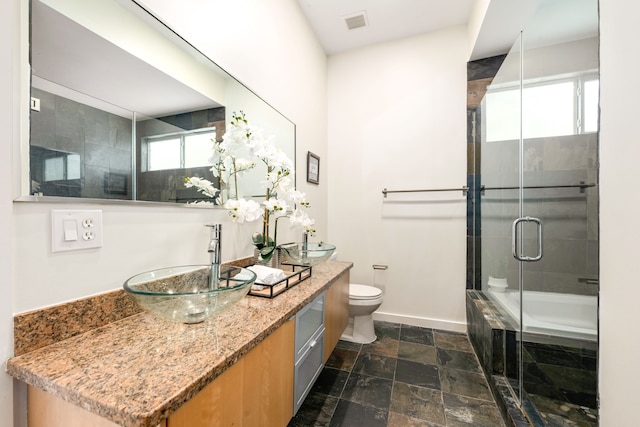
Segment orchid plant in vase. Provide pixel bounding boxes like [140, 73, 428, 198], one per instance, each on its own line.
[185, 111, 316, 264]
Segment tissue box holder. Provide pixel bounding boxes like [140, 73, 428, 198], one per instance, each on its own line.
[247, 264, 312, 299]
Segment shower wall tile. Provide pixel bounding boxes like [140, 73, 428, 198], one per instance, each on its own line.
[30, 89, 134, 199]
[481, 140, 519, 187]
[467, 236, 474, 289]
[586, 133, 599, 169]
[109, 147, 132, 171]
[543, 135, 590, 171]
[541, 272, 598, 296]
[54, 122, 85, 154]
[586, 170, 599, 241]
[85, 142, 110, 168]
[586, 240, 599, 277]
[523, 140, 544, 172]
[84, 108, 110, 145]
[111, 118, 133, 151]
[84, 165, 109, 193]
[542, 198, 588, 240]
[521, 271, 544, 292]
[30, 90, 56, 145]
[540, 239, 587, 275]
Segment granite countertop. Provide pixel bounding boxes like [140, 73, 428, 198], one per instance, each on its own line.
[7, 260, 352, 427]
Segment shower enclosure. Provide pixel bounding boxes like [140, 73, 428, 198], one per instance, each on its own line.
[467, 0, 599, 425]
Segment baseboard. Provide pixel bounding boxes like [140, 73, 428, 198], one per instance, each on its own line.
[372, 311, 467, 333]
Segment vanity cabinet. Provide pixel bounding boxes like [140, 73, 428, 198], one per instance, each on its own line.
[168, 319, 294, 427]
[294, 292, 325, 414]
[324, 272, 349, 361]
[27, 320, 294, 427]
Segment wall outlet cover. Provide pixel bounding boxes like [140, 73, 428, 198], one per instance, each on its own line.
[51, 210, 103, 252]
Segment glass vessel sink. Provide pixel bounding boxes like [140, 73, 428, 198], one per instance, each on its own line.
[124, 265, 256, 324]
[278, 242, 336, 267]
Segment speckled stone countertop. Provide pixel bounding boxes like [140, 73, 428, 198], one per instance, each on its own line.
[7, 260, 352, 427]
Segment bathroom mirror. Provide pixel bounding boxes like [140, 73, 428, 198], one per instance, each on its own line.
[20, 0, 295, 205]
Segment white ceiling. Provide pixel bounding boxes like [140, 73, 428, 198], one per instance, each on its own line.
[296, 0, 598, 58]
[32, 0, 220, 118]
[297, 0, 474, 55]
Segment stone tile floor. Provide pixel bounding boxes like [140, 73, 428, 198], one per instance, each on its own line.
[288, 321, 506, 427]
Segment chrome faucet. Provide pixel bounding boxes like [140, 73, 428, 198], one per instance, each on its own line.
[301, 232, 309, 262]
[206, 224, 221, 290]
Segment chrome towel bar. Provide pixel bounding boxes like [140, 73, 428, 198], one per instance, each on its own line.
[382, 186, 468, 198]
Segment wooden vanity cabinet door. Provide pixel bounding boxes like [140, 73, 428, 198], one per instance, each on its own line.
[28, 386, 122, 427]
[168, 318, 294, 427]
[324, 272, 350, 362]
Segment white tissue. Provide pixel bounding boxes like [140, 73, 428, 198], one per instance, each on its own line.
[247, 265, 287, 285]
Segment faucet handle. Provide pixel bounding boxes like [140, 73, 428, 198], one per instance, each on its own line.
[205, 223, 221, 236]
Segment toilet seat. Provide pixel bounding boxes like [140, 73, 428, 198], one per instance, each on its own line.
[349, 284, 382, 300]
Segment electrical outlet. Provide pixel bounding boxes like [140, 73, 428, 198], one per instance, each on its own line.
[52, 210, 103, 252]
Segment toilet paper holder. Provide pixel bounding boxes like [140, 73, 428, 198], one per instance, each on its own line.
[372, 264, 388, 270]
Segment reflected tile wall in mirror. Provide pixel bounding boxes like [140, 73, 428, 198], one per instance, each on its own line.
[30, 88, 133, 200]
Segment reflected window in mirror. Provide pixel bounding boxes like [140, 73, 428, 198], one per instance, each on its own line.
[136, 107, 225, 204]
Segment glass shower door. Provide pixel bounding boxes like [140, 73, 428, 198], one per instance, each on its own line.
[518, 0, 599, 423]
[480, 0, 599, 424]
[479, 33, 523, 401]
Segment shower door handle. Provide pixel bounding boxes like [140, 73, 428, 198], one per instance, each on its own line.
[512, 217, 543, 262]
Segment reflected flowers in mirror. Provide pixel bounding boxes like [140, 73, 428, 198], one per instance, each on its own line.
[185, 111, 316, 263]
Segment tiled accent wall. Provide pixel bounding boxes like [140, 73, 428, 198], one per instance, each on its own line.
[30, 88, 133, 199]
[466, 55, 506, 289]
[466, 290, 506, 376]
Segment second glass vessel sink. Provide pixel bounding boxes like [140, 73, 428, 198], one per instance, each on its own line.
[278, 242, 336, 267]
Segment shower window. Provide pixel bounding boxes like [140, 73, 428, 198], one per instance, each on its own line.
[485, 75, 599, 142]
[582, 78, 599, 132]
[144, 128, 216, 171]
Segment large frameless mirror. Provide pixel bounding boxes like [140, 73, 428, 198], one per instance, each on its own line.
[20, 0, 295, 205]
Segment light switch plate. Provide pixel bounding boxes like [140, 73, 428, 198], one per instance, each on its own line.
[52, 210, 103, 252]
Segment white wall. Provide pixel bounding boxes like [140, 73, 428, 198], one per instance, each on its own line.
[1, 0, 17, 424]
[327, 26, 468, 331]
[4, 0, 327, 423]
[598, 0, 640, 424]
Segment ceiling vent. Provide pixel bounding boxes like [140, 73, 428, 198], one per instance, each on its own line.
[344, 11, 368, 30]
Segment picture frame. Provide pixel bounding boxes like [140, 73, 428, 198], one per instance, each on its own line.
[307, 151, 320, 184]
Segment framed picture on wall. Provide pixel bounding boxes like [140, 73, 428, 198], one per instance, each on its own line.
[307, 152, 320, 184]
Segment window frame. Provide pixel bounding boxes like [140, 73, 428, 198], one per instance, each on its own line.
[484, 72, 599, 142]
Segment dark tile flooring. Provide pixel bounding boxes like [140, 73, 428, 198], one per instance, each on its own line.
[288, 321, 506, 427]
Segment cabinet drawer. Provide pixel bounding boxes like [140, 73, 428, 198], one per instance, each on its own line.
[294, 292, 325, 359]
[293, 327, 324, 415]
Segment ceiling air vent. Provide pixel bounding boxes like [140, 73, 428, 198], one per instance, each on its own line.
[344, 11, 367, 30]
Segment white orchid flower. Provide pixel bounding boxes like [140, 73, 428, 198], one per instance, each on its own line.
[184, 177, 219, 198]
[223, 198, 263, 223]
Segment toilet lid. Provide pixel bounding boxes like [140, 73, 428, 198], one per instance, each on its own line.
[350, 284, 382, 300]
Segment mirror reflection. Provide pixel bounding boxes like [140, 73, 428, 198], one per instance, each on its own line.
[26, 0, 295, 205]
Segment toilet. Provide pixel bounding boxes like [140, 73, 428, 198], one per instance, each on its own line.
[340, 284, 384, 344]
